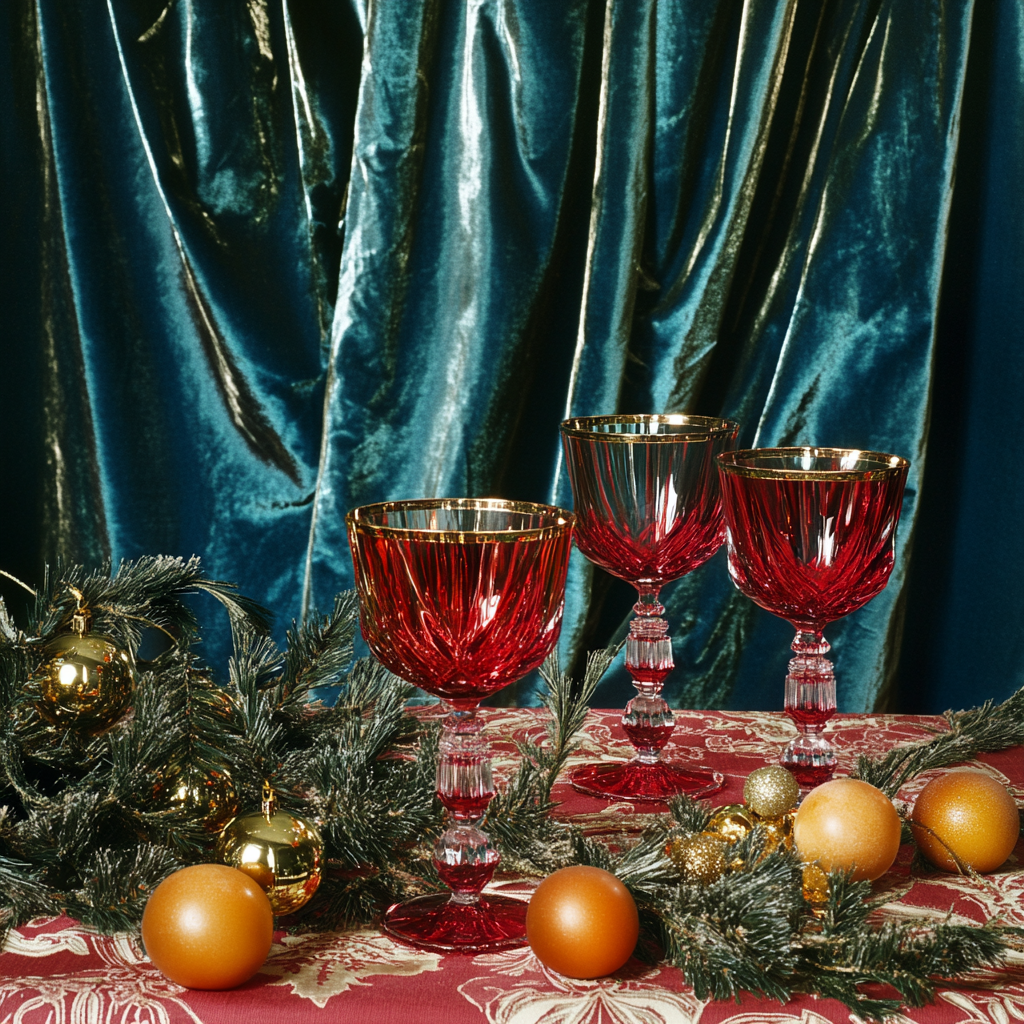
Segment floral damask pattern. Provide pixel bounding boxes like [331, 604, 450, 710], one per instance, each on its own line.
[2, 710, 1021, 1024]
[260, 929, 442, 1006]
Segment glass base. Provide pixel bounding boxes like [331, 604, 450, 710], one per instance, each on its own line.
[785, 763, 835, 788]
[781, 729, 837, 789]
[569, 761, 725, 802]
[382, 893, 528, 953]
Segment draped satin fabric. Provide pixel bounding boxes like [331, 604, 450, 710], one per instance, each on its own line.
[1, 1, 1021, 714]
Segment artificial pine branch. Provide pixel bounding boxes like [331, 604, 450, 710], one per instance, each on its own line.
[853, 684, 1024, 796]
[1, 558, 1021, 1021]
[485, 647, 616, 875]
[27, 557, 269, 653]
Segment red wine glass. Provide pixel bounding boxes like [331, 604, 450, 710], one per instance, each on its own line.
[717, 448, 909, 787]
[560, 414, 739, 802]
[346, 498, 573, 953]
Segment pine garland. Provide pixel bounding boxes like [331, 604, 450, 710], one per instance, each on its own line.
[1, 557, 1022, 1022]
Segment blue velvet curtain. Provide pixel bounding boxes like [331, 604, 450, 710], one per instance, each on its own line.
[1, 0, 1021, 715]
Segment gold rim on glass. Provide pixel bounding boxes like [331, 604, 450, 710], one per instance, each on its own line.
[345, 497, 574, 543]
[717, 446, 910, 482]
[560, 413, 740, 442]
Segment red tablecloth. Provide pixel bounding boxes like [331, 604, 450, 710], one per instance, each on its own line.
[2, 709, 1022, 1024]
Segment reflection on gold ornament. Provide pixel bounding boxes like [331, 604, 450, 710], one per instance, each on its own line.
[754, 811, 795, 856]
[667, 833, 728, 885]
[706, 804, 755, 845]
[218, 783, 323, 914]
[802, 861, 830, 913]
[159, 766, 239, 833]
[742, 766, 800, 820]
[35, 592, 134, 732]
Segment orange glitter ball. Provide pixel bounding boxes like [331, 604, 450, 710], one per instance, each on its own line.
[793, 778, 902, 882]
[911, 770, 1020, 873]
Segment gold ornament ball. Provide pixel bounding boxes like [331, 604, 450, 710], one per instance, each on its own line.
[743, 766, 800, 819]
[707, 804, 755, 845]
[159, 766, 239, 834]
[802, 861, 830, 907]
[793, 778, 901, 882]
[36, 631, 135, 732]
[218, 796, 324, 914]
[910, 771, 1020, 873]
[755, 812, 795, 856]
[667, 833, 728, 884]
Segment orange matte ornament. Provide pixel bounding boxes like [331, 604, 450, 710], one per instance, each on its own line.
[793, 778, 902, 882]
[911, 770, 1020, 873]
[526, 866, 639, 979]
[141, 864, 274, 989]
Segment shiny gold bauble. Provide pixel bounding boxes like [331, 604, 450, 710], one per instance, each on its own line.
[707, 804, 755, 845]
[802, 861, 830, 910]
[743, 766, 800, 820]
[667, 833, 729, 885]
[217, 786, 323, 914]
[35, 624, 135, 733]
[755, 810, 795, 855]
[159, 766, 239, 833]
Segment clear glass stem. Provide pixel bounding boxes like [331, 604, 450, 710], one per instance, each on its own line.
[781, 630, 838, 787]
[621, 587, 675, 762]
[433, 707, 498, 905]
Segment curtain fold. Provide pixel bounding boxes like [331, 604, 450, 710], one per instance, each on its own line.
[1, 0, 1020, 714]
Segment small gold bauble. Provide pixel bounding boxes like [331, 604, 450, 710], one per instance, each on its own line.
[743, 766, 800, 819]
[802, 861, 830, 909]
[707, 804, 756, 845]
[666, 833, 728, 885]
[754, 813, 795, 856]
[158, 766, 239, 833]
[35, 604, 134, 732]
[218, 784, 323, 914]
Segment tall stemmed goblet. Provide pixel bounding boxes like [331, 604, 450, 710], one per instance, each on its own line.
[560, 414, 739, 802]
[346, 498, 573, 953]
[717, 448, 909, 787]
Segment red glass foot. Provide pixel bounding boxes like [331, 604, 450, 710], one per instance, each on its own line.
[569, 761, 725, 802]
[382, 893, 528, 953]
[785, 763, 835, 789]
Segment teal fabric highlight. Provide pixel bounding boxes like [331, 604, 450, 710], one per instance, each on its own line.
[1, 1, 1020, 715]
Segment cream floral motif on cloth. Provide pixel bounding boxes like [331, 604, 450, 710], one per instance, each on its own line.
[699, 1013, 842, 1024]
[458, 946, 706, 1024]
[0, 919, 206, 1024]
[259, 929, 442, 1007]
[938, 983, 1024, 1024]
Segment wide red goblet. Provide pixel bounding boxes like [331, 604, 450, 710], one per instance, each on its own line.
[717, 448, 909, 787]
[560, 414, 739, 801]
[346, 498, 573, 953]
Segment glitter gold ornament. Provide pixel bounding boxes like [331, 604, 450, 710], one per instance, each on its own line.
[667, 833, 729, 884]
[217, 783, 323, 914]
[707, 804, 755, 845]
[35, 591, 134, 733]
[743, 766, 800, 820]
